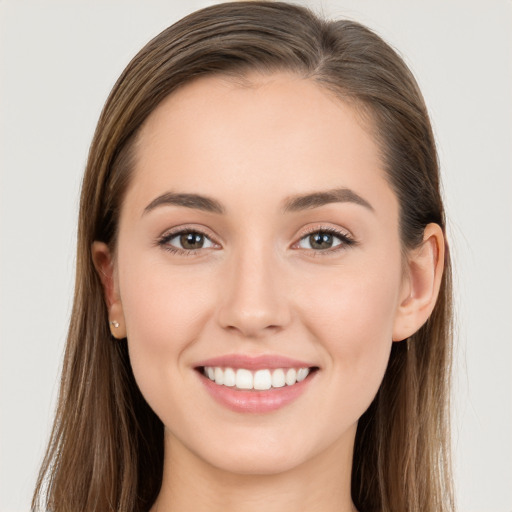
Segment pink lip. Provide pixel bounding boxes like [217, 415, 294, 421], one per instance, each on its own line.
[194, 353, 315, 370]
[198, 374, 315, 413]
[194, 354, 318, 414]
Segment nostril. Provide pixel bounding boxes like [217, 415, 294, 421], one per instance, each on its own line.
[222, 322, 284, 339]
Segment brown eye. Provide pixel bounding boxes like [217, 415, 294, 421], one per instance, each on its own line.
[308, 232, 335, 250]
[180, 232, 205, 250]
[161, 230, 215, 252]
[297, 229, 353, 251]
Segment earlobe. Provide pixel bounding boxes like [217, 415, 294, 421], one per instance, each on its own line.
[392, 223, 445, 342]
[91, 241, 127, 339]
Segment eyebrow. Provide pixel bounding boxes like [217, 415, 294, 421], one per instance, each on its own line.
[143, 192, 225, 215]
[143, 187, 373, 216]
[283, 188, 374, 212]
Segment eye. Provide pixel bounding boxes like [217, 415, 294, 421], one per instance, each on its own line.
[159, 230, 216, 252]
[296, 229, 355, 251]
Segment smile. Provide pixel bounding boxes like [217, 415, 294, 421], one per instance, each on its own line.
[195, 355, 318, 413]
[202, 366, 311, 391]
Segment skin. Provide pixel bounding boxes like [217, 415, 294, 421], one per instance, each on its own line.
[93, 72, 444, 512]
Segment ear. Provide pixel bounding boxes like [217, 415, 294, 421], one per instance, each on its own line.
[91, 241, 127, 339]
[392, 223, 445, 342]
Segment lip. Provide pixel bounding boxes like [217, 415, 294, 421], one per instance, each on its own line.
[194, 353, 316, 370]
[194, 354, 318, 414]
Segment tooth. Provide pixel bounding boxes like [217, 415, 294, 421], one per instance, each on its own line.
[214, 367, 224, 385]
[272, 369, 286, 388]
[296, 368, 310, 382]
[205, 365, 310, 389]
[236, 369, 253, 390]
[223, 367, 236, 387]
[285, 368, 297, 385]
[254, 369, 272, 390]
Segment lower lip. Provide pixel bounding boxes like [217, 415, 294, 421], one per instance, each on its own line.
[198, 370, 316, 413]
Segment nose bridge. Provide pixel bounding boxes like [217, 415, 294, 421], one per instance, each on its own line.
[217, 236, 290, 337]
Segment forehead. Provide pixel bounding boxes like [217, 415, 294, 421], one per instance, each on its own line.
[125, 72, 397, 220]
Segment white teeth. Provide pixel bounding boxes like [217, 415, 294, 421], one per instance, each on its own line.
[297, 368, 310, 382]
[223, 367, 236, 387]
[285, 368, 297, 386]
[272, 369, 286, 388]
[253, 369, 272, 390]
[214, 367, 224, 385]
[236, 369, 253, 389]
[203, 366, 312, 390]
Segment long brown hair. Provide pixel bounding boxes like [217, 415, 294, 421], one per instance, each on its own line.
[32, 2, 454, 511]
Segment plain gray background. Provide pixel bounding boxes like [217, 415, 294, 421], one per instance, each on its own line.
[1, 1, 511, 511]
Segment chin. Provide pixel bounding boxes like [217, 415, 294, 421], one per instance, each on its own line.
[203, 445, 307, 476]
[178, 420, 354, 478]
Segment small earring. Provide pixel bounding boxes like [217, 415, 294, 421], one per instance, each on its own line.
[110, 320, 120, 328]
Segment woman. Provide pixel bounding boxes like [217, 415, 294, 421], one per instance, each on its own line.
[32, 2, 454, 511]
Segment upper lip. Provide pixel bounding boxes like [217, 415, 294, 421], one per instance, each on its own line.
[194, 354, 317, 370]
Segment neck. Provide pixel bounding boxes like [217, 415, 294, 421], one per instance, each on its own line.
[151, 427, 357, 512]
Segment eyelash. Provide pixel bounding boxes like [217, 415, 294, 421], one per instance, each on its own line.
[156, 226, 356, 256]
[157, 227, 218, 256]
[294, 226, 357, 254]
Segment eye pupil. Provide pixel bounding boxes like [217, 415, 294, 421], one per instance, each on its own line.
[309, 232, 333, 250]
[180, 232, 204, 250]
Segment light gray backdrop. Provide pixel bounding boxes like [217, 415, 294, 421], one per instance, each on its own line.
[1, 1, 511, 511]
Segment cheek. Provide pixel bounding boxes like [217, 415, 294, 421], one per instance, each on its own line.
[301, 261, 401, 339]
[299, 263, 401, 403]
[120, 251, 215, 340]
[117, 251, 216, 400]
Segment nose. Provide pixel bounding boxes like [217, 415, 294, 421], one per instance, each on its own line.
[216, 245, 291, 339]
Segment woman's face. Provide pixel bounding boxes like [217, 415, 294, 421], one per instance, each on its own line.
[108, 72, 411, 474]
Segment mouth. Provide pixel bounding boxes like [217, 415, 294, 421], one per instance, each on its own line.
[198, 365, 318, 391]
[194, 355, 319, 413]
